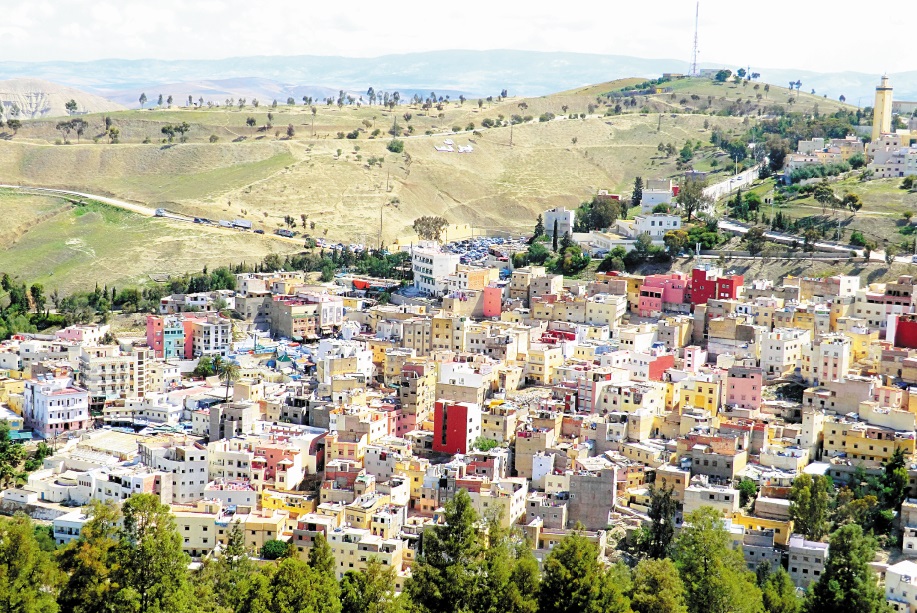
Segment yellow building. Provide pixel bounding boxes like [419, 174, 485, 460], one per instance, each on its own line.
[524, 345, 563, 385]
[0, 377, 25, 405]
[343, 493, 391, 529]
[327, 526, 406, 581]
[687, 377, 724, 415]
[873, 75, 894, 141]
[731, 512, 794, 547]
[172, 500, 222, 557]
[842, 326, 879, 362]
[394, 457, 430, 502]
[431, 314, 468, 352]
[235, 509, 290, 551]
[261, 490, 318, 518]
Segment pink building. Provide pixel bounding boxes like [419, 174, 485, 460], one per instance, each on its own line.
[638, 273, 687, 317]
[726, 366, 763, 410]
[55, 324, 109, 345]
[483, 284, 503, 318]
[683, 346, 707, 373]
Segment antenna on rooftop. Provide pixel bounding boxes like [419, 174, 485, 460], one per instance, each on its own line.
[690, 2, 700, 77]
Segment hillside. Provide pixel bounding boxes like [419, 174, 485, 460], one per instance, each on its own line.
[0, 78, 125, 119]
[0, 188, 300, 294]
[0, 77, 859, 291]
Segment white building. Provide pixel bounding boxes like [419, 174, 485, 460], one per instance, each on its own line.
[140, 443, 210, 504]
[52, 509, 92, 546]
[146, 361, 182, 393]
[787, 535, 828, 588]
[623, 213, 682, 243]
[411, 241, 461, 297]
[78, 345, 152, 408]
[761, 328, 811, 378]
[543, 207, 576, 238]
[189, 315, 232, 358]
[22, 377, 90, 439]
[801, 334, 851, 385]
[887, 560, 917, 612]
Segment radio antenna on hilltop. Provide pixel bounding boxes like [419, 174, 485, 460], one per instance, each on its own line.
[690, 2, 700, 77]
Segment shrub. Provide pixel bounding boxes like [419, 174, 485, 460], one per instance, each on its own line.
[387, 139, 404, 154]
[260, 539, 290, 560]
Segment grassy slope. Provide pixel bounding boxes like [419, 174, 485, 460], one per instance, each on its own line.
[0, 193, 300, 294]
[0, 77, 864, 289]
[732, 177, 917, 248]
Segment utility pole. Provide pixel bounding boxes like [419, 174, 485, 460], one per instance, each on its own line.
[510, 121, 513, 147]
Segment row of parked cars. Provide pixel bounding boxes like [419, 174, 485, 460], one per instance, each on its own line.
[444, 235, 528, 265]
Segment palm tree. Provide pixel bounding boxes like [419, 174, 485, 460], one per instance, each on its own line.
[220, 361, 240, 403]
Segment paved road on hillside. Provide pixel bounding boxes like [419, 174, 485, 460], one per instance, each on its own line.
[0, 184, 158, 216]
[0, 184, 306, 246]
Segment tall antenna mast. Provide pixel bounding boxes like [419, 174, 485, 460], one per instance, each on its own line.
[690, 2, 700, 77]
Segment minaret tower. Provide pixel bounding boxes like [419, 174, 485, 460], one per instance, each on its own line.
[873, 75, 893, 141]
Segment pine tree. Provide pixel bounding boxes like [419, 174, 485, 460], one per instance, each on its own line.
[645, 485, 677, 559]
[675, 507, 762, 613]
[57, 500, 121, 613]
[552, 219, 559, 252]
[804, 525, 890, 613]
[632, 176, 644, 211]
[539, 534, 630, 613]
[112, 493, 193, 613]
[406, 490, 483, 613]
[0, 514, 61, 613]
[632, 558, 688, 613]
[534, 214, 545, 238]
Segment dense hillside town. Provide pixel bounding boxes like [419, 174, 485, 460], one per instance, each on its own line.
[1, 224, 917, 611]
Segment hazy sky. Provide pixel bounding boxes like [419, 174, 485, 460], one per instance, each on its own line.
[0, 0, 910, 74]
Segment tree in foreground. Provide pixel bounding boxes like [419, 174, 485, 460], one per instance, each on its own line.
[789, 474, 833, 541]
[631, 558, 688, 613]
[804, 524, 890, 613]
[341, 558, 404, 613]
[192, 520, 255, 613]
[0, 513, 61, 613]
[760, 567, 800, 613]
[57, 501, 121, 613]
[407, 490, 482, 613]
[539, 533, 630, 613]
[112, 493, 193, 613]
[674, 507, 762, 613]
[643, 484, 677, 559]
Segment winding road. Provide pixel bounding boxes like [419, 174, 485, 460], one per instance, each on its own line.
[0, 184, 307, 246]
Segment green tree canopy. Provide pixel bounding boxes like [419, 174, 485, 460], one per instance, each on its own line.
[539, 533, 630, 613]
[632, 558, 688, 613]
[789, 474, 833, 541]
[804, 524, 890, 613]
[0, 513, 62, 613]
[112, 493, 193, 613]
[675, 507, 762, 613]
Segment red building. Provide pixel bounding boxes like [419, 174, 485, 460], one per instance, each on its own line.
[646, 353, 676, 381]
[432, 400, 482, 455]
[689, 267, 744, 307]
[894, 314, 917, 349]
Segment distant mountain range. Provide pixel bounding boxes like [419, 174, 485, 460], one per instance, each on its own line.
[1, 50, 915, 109]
